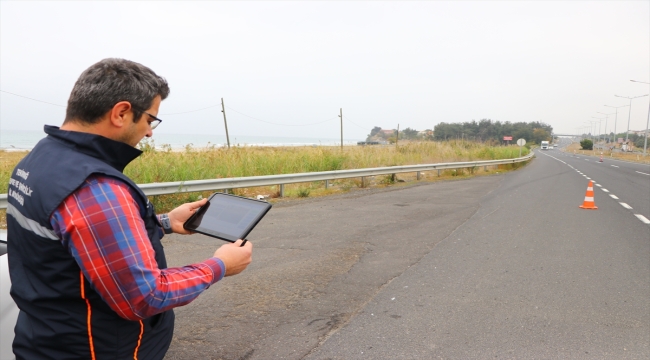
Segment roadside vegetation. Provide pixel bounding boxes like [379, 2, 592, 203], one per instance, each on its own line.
[565, 141, 650, 164]
[1, 140, 530, 227]
[366, 119, 553, 146]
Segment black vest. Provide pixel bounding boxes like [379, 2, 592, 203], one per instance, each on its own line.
[7, 126, 174, 360]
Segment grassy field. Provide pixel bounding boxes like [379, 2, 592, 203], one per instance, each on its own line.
[1, 140, 530, 228]
[565, 142, 650, 164]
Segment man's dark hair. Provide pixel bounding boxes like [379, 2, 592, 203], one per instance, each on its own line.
[64, 58, 170, 125]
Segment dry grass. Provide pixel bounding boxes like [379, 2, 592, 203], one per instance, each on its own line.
[1, 141, 529, 228]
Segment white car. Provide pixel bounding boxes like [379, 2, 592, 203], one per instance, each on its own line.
[1, 230, 18, 360]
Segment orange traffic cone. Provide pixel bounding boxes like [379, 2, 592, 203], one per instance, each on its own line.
[579, 180, 598, 209]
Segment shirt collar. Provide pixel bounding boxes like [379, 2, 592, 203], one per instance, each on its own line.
[44, 125, 143, 172]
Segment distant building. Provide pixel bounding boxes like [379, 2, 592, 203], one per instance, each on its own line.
[628, 130, 650, 137]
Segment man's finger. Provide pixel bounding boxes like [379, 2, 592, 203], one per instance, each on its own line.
[189, 198, 209, 210]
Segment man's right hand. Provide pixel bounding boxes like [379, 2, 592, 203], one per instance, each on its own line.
[214, 239, 253, 276]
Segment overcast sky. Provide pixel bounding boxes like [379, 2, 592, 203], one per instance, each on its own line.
[1, 1, 648, 141]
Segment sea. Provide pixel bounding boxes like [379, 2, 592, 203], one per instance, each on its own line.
[0, 129, 362, 150]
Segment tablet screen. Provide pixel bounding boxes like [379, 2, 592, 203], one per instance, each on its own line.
[184, 193, 272, 242]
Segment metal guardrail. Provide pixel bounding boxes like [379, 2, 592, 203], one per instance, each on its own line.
[0, 152, 534, 209]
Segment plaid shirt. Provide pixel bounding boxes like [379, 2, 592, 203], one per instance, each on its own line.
[50, 175, 225, 321]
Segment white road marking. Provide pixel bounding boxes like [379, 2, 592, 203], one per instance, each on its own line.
[546, 151, 649, 226]
[635, 214, 650, 224]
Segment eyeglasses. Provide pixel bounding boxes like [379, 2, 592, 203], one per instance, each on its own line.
[131, 107, 162, 129]
[141, 111, 162, 129]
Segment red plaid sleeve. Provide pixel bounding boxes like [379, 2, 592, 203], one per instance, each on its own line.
[50, 175, 225, 321]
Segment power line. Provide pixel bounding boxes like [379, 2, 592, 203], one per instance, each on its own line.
[1, 89, 354, 129]
[160, 104, 220, 115]
[225, 105, 338, 127]
[1, 90, 65, 107]
[340, 114, 370, 130]
[1, 89, 221, 115]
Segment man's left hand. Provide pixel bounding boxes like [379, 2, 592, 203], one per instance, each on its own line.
[167, 198, 209, 234]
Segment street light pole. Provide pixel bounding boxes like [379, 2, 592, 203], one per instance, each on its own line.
[591, 117, 605, 145]
[630, 80, 650, 156]
[604, 104, 629, 148]
[587, 120, 598, 146]
[615, 94, 649, 145]
[597, 112, 614, 143]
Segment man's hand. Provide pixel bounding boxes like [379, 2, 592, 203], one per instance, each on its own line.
[214, 239, 253, 276]
[167, 198, 208, 234]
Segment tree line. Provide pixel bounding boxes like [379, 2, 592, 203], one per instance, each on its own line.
[433, 119, 552, 144]
[367, 119, 553, 144]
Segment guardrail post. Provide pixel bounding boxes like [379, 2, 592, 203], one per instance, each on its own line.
[325, 180, 329, 189]
[361, 177, 366, 188]
[437, 169, 441, 177]
[484, 166, 487, 171]
[280, 184, 284, 198]
[416, 171, 421, 180]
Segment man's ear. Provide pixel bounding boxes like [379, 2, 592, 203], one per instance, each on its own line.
[109, 101, 133, 128]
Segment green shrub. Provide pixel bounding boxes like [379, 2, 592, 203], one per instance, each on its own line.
[297, 187, 311, 197]
[580, 139, 593, 150]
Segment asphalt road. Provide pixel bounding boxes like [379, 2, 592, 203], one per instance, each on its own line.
[164, 150, 649, 359]
[542, 149, 649, 222]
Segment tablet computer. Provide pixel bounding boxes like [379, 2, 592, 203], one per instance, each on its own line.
[183, 193, 272, 242]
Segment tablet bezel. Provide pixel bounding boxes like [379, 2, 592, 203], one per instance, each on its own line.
[183, 193, 272, 242]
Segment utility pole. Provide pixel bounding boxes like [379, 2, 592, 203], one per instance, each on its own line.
[220, 98, 231, 149]
[396, 124, 400, 148]
[338, 108, 343, 150]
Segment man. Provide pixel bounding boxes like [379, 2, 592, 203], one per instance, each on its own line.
[6, 58, 253, 359]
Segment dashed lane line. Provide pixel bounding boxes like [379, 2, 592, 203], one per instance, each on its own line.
[540, 151, 649, 226]
[635, 214, 650, 225]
